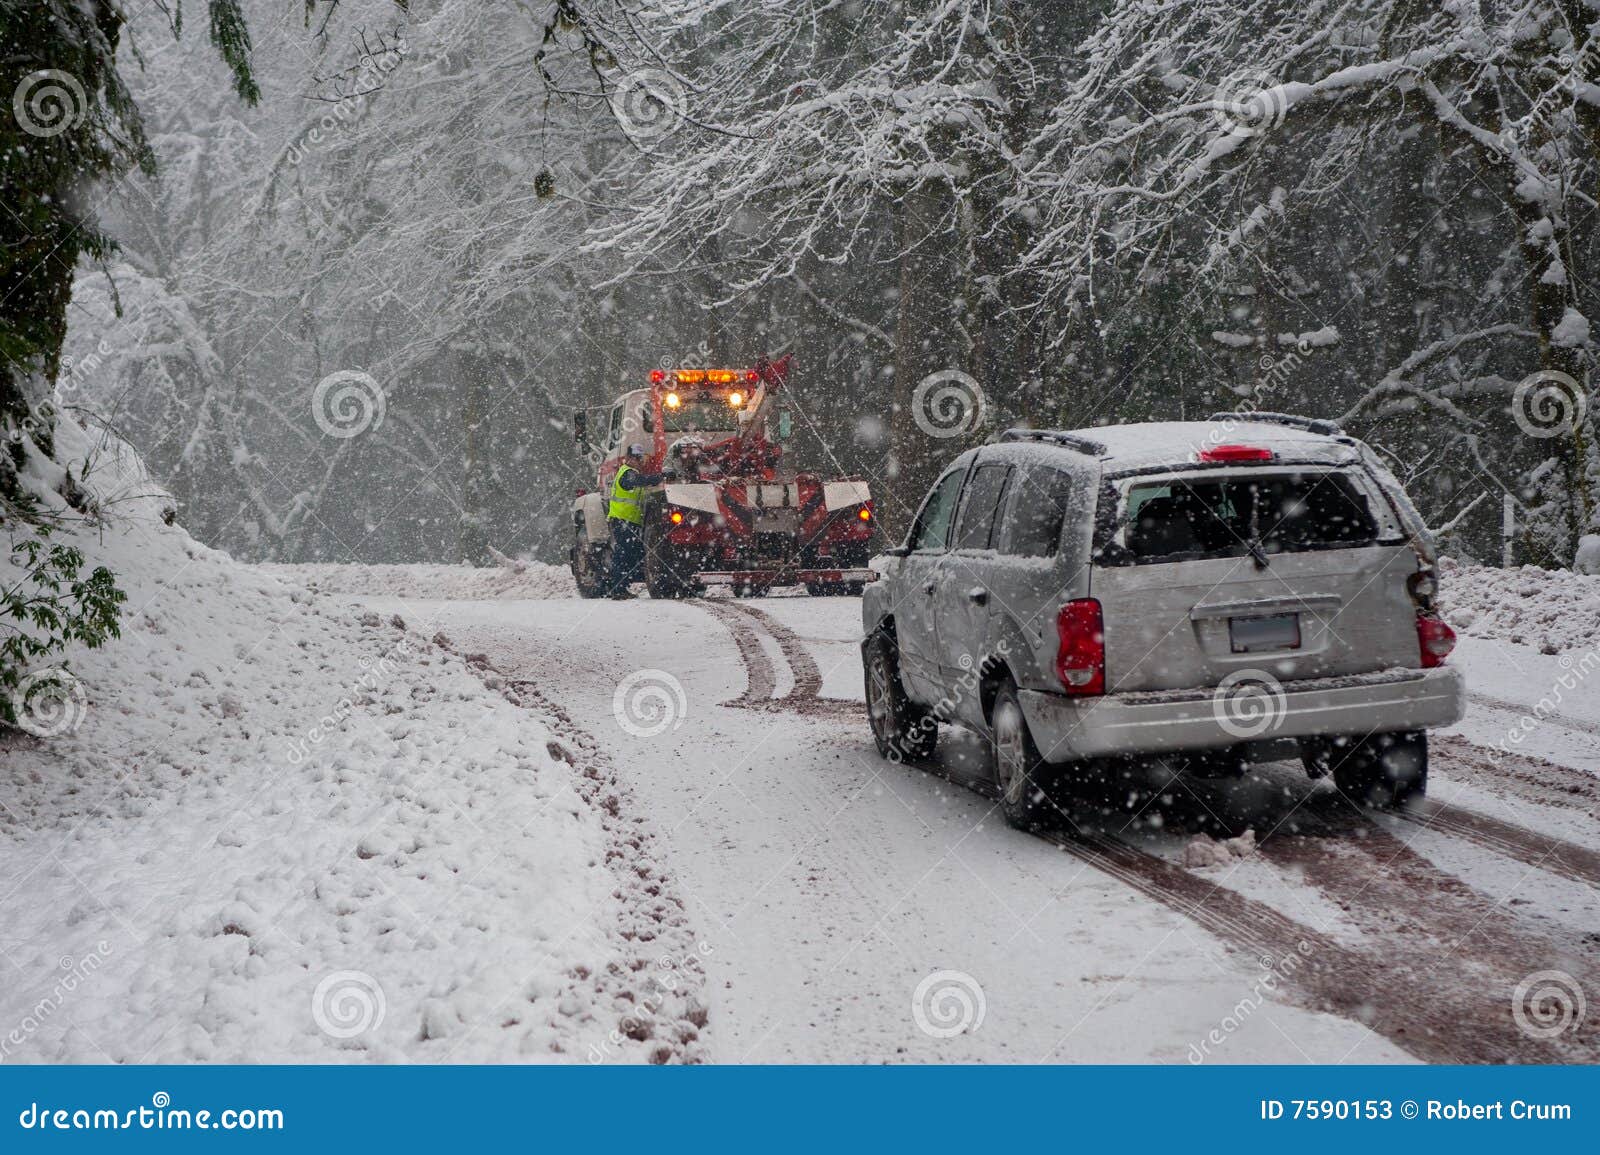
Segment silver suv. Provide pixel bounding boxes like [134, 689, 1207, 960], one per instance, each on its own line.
[861, 415, 1464, 828]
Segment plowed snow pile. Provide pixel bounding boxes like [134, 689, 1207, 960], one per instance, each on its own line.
[0, 419, 693, 1062]
[1441, 557, 1600, 655]
[260, 561, 575, 601]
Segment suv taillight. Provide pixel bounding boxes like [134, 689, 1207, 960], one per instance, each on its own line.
[1416, 613, 1455, 668]
[1056, 598, 1106, 696]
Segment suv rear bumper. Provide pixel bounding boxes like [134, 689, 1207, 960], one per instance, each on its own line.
[1018, 666, 1465, 763]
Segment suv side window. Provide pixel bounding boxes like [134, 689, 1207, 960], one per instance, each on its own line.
[1000, 466, 1074, 557]
[953, 463, 1011, 551]
[910, 469, 966, 552]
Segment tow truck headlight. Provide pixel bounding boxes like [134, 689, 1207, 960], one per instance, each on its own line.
[665, 392, 681, 409]
[728, 391, 743, 408]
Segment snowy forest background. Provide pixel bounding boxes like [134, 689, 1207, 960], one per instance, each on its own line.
[24, 0, 1600, 568]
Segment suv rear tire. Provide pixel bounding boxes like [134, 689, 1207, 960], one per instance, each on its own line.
[1318, 731, 1428, 808]
[863, 630, 936, 763]
[991, 682, 1057, 830]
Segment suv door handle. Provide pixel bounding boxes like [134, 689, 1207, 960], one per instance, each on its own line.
[967, 587, 988, 606]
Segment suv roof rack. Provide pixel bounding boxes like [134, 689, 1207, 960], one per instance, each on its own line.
[1206, 411, 1343, 437]
[1000, 428, 1108, 456]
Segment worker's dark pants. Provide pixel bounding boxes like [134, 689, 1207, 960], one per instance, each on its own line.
[608, 519, 643, 594]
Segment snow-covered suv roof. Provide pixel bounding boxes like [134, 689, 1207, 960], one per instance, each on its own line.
[1015, 418, 1362, 474]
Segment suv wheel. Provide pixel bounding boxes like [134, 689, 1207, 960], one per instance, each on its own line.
[1318, 731, 1428, 808]
[863, 631, 936, 763]
[991, 682, 1055, 830]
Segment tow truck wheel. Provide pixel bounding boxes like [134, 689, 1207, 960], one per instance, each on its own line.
[572, 525, 608, 599]
[644, 519, 690, 600]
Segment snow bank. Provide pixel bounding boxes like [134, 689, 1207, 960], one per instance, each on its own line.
[260, 561, 576, 601]
[1440, 557, 1600, 656]
[0, 418, 695, 1062]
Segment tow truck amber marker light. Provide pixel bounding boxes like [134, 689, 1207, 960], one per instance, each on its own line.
[669, 510, 684, 525]
[1197, 444, 1275, 462]
[858, 508, 872, 521]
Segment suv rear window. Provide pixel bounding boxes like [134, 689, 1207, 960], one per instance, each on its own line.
[1118, 470, 1382, 563]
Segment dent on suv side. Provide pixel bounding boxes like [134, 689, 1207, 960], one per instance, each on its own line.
[861, 415, 1465, 830]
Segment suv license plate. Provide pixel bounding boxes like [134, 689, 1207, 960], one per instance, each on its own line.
[1229, 613, 1301, 653]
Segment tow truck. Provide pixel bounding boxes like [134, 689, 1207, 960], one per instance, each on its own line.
[570, 356, 876, 599]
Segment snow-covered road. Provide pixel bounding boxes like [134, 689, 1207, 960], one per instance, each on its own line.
[352, 586, 1600, 1065]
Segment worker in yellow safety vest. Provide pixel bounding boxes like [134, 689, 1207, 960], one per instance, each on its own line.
[605, 444, 661, 598]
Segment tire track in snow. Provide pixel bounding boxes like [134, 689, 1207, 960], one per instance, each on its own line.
[1393, 799, 1600, 889]
[1257, 825, 1600, 1061]
[689, 599, 778, 706]
[691, 598, 856, 717]
[1038, 828, 1599, 1063]
[1468, 691, 1600, 740]
[1431, 734, 1600, 815]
